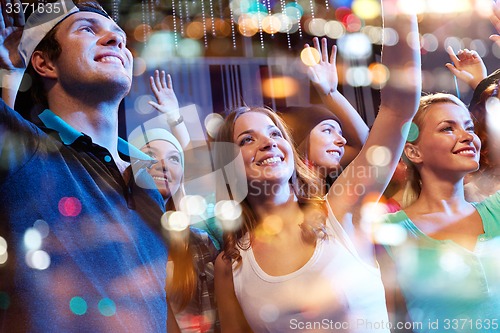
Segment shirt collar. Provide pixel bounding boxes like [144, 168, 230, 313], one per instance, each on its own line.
[38, 109, 154, 161]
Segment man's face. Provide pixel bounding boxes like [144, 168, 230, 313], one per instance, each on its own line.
[51, 11, 133, 96]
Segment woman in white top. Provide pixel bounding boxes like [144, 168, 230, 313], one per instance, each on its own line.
[213, 2, 421, 332]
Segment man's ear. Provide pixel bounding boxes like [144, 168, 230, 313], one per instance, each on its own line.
[404, 142, 423, 164]
[31, 51, 57, 79]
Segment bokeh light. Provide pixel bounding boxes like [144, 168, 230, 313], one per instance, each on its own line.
[337, 33, 372, 59]
[98, 298, 116, 317]
[300, 47, 320, 67]
[421, 33, 438, 52]
[25, 250, 51, 270]
[178, 39, 203, 58]
[403, 121, 420, 142]
[346, 66, 371, 87]
[180, 195, 208, 216]
[58, 197, 82, 217]
[33, 220, 50, 238]
[262, 14, 281, 34]
[382, 28, 398, 46]
[205, 113, 224, 139]
[261, 214, 283, 236]
[259, 303, 280, 323]
[325, 20, 345, 39]
[70, 296, 88, 316]
[307, 18, 327, 37]
[261, 76, 299, 99]
[0, 236, 7, 256]
[134, 94, 155, 115]
[470, 39, 488, 58]
[352, 0, 381, 20]
[374, 223, 407, 246]
[133, 57, 147, 77]
[161, 211, 190, 231]
[23, 228, 42, 251]
[366, 145, 392, 167]
[369, 63, 390, 88]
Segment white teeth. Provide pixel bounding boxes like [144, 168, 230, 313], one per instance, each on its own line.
[98, 56, 122, 65]
[457, 149, 475, 155]
[327, 151, 340, 156]
[153, 176, 168, 181]
[260, 156, 282, 166]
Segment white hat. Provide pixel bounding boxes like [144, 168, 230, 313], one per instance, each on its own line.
[18, 0, 111, 67]
[129, 128, 185, 168]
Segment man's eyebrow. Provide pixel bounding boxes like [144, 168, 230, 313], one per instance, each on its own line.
[70, 17, 127, 40]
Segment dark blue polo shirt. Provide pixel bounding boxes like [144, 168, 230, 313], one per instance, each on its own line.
[0, 102, 168, 332]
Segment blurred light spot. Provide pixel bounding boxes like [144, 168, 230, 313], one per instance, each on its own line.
[346, 66, 371, 87]
[403, 121, 419, 142]
[344, 14, 363, 33]
[433, 67, 456, 92]
[205, 113, 224, 139]
[300, 47, 320, 67]
[325, 20, 345, 39]
[374, 223, 407, 246]
[215, 18, 231, 37]
[444, 37, 463, 55]
[262, 14, 281, 34]
[338, 33, 372, 59]
[178, 39, 202, 58]
[486, 97, 500, 134]
[363, 26, 382, 44]
[26, 250, 50, 270]
[406, 32, 421, 51]
[23, 228, 42, 251]
[366, 145, 391, 167]
[161, 211, 189, 231]
[262, 215, 283, 236]
[19, 74, 33, 92]
[215, 200, 242, 221]
[0, 236, 6, 256]
[275, 13, 293, 33]
[33, 220, 49, 238]
[209, 38, 232, 56]
[428, 0, 470, 13]
[58, 197, 82, 217]
[285, 3, 303, 23]
[134, 94, 155, 115]
[360, 202, 388, 233]
[308, 18, 327, 37]
[70, 296, 87, 316]
[352, 0, 380, 19]
[133, 57, 147, 77]
[180, 195, 207, 216]
[397, 0, 425, 14]
[440, 251, 470, 277]
[470, 39, 488, 58]
[369, 63, 389, 88]
[261, 77, 299, 99]
[422, 33, 438, 52]
[238, 14, 259, 37]
[493, 43, 500, 59]
[98, 298, 116, 317]
[0, 252, 7, 265]
[382, 28, 398, 46]
[259, 303, 280, 323]
[186, 21, 205, 39]
[133, 24, 152, 42]
[475, 0, 494, 18]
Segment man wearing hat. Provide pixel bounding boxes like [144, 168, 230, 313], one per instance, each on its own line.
[0, 1, 170, 331]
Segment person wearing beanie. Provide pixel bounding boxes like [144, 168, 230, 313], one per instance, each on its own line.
[280, 37, 369, 194]
[0, 1, 170, 331]
[130, 72, 220, 333]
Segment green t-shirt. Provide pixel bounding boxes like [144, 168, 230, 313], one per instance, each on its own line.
[383, 191, 500, 332]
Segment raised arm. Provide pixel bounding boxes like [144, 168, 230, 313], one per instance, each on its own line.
[445, 46, 487, 90]
[0, 0, 26, 107]
[304, 37, 369, 168]
[327, 0, 421, 239]
[148, 70, 191, 149]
